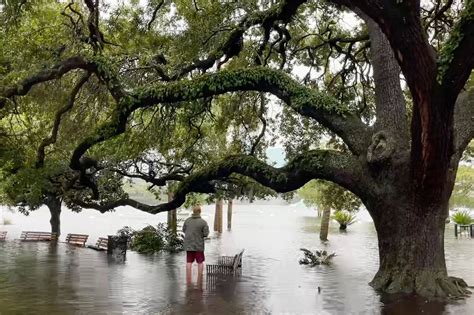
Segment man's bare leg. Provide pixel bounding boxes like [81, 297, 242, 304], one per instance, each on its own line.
[186, 262, 193, 283]
[197, 265, 203, 290]
[197, 263, 204, 279]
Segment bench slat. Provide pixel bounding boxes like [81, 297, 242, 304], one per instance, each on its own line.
[65, 233, 89, 247]
[20, 231, 57, 241]
[87, 237, 108, 251]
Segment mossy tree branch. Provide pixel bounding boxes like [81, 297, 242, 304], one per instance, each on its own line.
[70, 67, 371, 173]
[74, 150, 370, 213]
[0, 57, 95, 110]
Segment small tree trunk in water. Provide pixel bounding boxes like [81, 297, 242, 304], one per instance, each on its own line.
[45, 194, 61, 239]
[227, 199, 233, 230]
[369, 199, 470, 298]
[319, 207, 331, 241]
[167, 192, 177, 235]
[214, 198, 223, 233]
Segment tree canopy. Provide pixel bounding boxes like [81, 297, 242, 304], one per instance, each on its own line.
[1, 0, 473, 299]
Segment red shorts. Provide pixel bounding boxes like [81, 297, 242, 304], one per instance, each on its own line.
[186, 251, 205, 263]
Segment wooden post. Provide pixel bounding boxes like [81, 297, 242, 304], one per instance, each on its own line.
[454, 224, 458, 238]
[227, 199, 233, 230]
[167, 191, 177, 235]
[214, 198, 223, 233]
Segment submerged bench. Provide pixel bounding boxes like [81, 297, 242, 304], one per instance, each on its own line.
[87, 237, 108, 251]
[0, 231, 6, 241]
[207, 249, 244, 276]
[65, 233, 89, 247]
[20, 231, 57, 241]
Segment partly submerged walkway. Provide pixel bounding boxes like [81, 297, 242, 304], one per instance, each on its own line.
[0, 204, 473, 314]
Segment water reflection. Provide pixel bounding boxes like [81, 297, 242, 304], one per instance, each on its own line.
[0, 204, 473, 314]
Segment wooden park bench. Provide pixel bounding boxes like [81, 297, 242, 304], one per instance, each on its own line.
[87, 237, 108, 251]
[65, 233, 89, 247]
[206, 249, 244, 276]
[20, 231, 57, 241]
[0, 231, 7, 241]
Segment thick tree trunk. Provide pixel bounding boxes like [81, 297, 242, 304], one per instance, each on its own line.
[368, 200, 470, 298]
[167, 192, 177, 235]
[214, 198, 223, 233]
[45, 194, 61, 238]
[319, 207, 331, 241]
[227, 199, 233, 230]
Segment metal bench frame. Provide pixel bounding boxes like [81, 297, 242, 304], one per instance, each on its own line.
[206, 249, 244, 276]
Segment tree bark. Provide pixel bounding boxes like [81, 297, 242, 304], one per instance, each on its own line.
[227, 199, 233, 230]
[364, 14, 409, 149]
[368, 198, 470, 298]
[45, 194, 62, 238]
[214, 198, 223, 233]
[167, 191, 177, 235]
[319, 207, 331, 241]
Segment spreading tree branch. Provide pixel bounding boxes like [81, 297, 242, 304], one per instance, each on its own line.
[73, 150, 371, 213]
[172, 0, 308, 79]
[70, 67, 371, 176]
[36, 72, 91, 168]
[0, 57, 94, 110]
[147, 0, 165, 30]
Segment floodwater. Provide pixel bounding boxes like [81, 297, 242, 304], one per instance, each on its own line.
[0, 203, 473, 314]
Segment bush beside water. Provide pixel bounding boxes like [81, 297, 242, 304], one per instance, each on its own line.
[332, 211, 357, 230]
[451, 210, 473, 225]
[117, 223, 184, 254]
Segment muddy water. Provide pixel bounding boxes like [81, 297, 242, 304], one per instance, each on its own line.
[0, 204, 473, 314]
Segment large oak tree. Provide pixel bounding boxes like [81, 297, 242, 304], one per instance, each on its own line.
[1, 0, 473, 299]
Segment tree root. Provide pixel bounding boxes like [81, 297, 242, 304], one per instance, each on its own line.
[370, 271, 471, 300]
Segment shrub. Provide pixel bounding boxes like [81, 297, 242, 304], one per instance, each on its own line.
[131, 225, 166, 254]
[118, 223, 184, 254]
[332, 211, 357, 230]
[451, 210, 473, 225]
[299, 248, 336, 266]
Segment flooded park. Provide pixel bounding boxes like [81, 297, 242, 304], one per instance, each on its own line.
[1, 202, 473, 314]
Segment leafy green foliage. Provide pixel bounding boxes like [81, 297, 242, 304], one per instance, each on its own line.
[450, 166, 474, 209]
[298, 179, 361, 213]
[451, 210, 473, 225]
[123, 223, 184, 254]
[182, 193, 207, 209]
[332, 211, 357, 230]
[299, 248, 336, 266]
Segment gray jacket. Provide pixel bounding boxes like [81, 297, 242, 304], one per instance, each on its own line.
[182, 214, 209, 251]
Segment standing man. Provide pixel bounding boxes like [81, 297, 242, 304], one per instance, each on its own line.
[183, 205, 209, 282]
